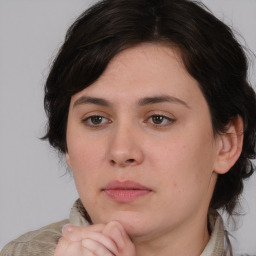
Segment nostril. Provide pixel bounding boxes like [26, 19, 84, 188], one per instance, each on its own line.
[126, 159, 135, 163]
[109, 158, 136, 166]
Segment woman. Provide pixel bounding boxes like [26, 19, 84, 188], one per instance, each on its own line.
[1, 0, 255, 255]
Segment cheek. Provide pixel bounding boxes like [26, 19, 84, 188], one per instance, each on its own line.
[150, 142, 215, 218]
[67, 124, 105, 167]
[150, 127, 216, 191]
[67, 135, 106, 189]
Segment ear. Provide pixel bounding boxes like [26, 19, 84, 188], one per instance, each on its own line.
[213, 115, 244, 174]
[65, 152, 71, 168]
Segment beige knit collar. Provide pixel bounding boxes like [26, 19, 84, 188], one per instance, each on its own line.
[201, 211, 224, 256]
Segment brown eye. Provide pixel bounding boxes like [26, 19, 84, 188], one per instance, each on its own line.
[152, 115, 165, 124]
[82, 115, 109, 127]
[90, 116, 103, 125]
[147, 114, 175, 127]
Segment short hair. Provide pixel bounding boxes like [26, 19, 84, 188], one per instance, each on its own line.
[43, 0, 256, 215]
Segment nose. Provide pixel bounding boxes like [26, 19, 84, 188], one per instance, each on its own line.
[107, 123, 144, 167]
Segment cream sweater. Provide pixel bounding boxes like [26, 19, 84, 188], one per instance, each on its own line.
[0, 199, 252, 256]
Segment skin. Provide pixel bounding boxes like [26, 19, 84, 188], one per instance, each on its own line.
[55, 43, 243, 256]
[55, 221, 135, 256]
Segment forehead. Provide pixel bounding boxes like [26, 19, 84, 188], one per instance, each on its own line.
[70, 43, 204, 108]
[97, 43, 187, 86]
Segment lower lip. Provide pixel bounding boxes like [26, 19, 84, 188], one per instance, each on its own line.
[104, 189, 151, 202]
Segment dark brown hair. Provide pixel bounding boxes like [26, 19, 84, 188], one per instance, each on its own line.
[43, 0, 256, 214]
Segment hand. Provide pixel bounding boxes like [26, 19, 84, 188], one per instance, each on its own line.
[54, 221, 136, 256]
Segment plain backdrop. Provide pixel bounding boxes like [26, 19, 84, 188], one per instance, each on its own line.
[0, 0, 255, 254]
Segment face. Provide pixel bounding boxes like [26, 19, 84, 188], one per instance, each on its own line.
[66, 43, 221, 241]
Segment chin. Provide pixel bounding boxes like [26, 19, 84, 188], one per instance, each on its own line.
[99, 210, 149, 237]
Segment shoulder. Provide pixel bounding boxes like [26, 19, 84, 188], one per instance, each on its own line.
[235, 255, 256, 256]
[0, 219, 68, 256]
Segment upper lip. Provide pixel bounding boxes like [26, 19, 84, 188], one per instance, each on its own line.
[103, 180, 152, 191]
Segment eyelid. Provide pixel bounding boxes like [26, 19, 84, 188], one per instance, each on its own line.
[145, 110, 175, 120]
[81, 112, 112, 128]
[144, 111, 176, 127]
[81, 110, 111, 120]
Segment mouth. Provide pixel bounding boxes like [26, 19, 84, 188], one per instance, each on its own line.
[102, 180, 152, 203]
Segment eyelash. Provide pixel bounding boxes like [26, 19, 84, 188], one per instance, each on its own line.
[82, 115, 111, 128]
[146, 114, 175, 127]
[82, 114, 175, 128]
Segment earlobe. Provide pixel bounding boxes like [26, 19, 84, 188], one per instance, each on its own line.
[213, 115, 244, 174]
[65, 152, 71, 168]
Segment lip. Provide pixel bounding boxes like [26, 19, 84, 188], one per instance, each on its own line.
[102, 180, 152, 203]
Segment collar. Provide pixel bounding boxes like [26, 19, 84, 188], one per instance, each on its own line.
[69, 199, 90, 226]
[201, 210, 224, 256]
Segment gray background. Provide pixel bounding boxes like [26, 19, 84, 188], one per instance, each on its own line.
[0, 0, 255, 254]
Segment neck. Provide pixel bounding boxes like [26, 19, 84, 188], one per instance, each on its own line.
[132, 214, 210, 256]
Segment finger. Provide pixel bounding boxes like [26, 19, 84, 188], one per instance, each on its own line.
[81, 231, 119, 255]
[54, 237, 84, 256]
[102, 221, 125, 249]
[82, 238, 114, 256]
[63, 227, 119, 255]
[54, 237, 70, 256]
[62, 223, 105, 241]
[103, 221, 136, 256]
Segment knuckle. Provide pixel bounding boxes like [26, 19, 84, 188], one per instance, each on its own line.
[108, 220, 123, 228]
[104, 221, 123, 236]
[81, 238, 91, 247]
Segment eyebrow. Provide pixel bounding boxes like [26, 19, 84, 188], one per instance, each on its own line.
[138, 95, 190, 108]
[73, 96, 110, 108]
[73, 95, 189, 108]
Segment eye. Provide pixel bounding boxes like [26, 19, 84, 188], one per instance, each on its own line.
[147, 114, 175, 127]
[82, 115, 110, 127]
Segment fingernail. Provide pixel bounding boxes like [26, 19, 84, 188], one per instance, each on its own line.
[62, 224, 73, 234]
